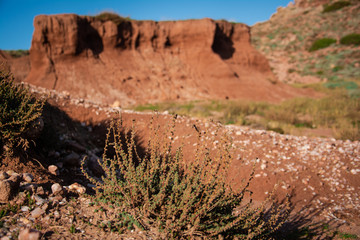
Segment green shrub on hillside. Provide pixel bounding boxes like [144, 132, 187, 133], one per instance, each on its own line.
[340, 33, 360, 46]
[3, 50, 29, 58]
[94, 12, 130, 25]
[0, 71, 43, 152]
[309, 38, 336, 52]
[322, 1, 351, 13]
[82, 115, 289, 239]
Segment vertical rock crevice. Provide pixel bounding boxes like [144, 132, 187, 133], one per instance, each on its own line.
[211, 23, 235, 60]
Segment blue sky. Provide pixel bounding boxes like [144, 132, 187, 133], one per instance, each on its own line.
[0, 0, 292, 50]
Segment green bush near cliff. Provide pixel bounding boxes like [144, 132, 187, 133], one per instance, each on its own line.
[94, 12, 130, 25]
[309, 38, 337, 52]
[340, 33, 360, 46]
[322, 1, 351, 13]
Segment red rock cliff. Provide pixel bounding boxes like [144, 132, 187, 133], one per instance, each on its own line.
[26, 14, 309, 106]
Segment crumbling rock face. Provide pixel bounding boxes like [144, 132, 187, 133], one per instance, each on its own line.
[26, 14, 312, 106]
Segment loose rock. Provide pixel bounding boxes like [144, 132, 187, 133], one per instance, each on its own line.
[68, 182, 86, 194]
[18, 228, 41, 240]
[51, 183, 63, 195]
[0, 180, 12, 202]
[63, 152, 81, 166]
[31, 207, 45, 218]
[23, 173, 34, 183]
[48, 165, 60, 175]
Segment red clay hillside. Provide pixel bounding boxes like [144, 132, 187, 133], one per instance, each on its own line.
[24, 14, 315, 106]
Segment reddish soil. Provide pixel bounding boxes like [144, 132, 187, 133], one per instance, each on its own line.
[0, 10, 358, 239]
[20, 14, 318, 107]
[1, 85, 358, 239]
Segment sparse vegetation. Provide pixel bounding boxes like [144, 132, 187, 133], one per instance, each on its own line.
[0, 70, 44, 153]
[3, 50, 29, 58]
[340, 33, 360, 46]
[82, 115, 289, 239]
[131, 85, 360, 141]
[251, 0, 359, 84]
[94, 12, 130, 25]
[322, 1, 351, 13]
[309, 38, 337, 52]
[337, 231, 358, 239]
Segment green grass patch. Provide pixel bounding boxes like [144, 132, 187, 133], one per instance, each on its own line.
[340, 33, 360, 46]
[309, 38, 337, 52]
[337, 232, 358, 239]
[322, 1, 351, 13]
[324, 81, 358, 90]
[131, 86, 360, 140]
[94, 12, 131, 25]
[3, 50, 29, 58]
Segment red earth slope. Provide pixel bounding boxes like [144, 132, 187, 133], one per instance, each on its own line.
[24, 14, 315, 106]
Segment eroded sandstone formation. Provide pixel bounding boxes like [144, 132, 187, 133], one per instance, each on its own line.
[25, 14, 311, 106]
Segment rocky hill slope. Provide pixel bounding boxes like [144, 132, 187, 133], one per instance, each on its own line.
[251, 0, 360, 86]
[20, 14, 316, 107]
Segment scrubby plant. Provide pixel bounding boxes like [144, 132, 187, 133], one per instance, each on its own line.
[340, 33, 360, 46]
[0, 70, 43, 152]
[82, 115, 289, 239]
[309, 38, 336, 52]
[3, 50, 29, 58]
[322, 1, 351, 13]
[94, 12, 130, 25]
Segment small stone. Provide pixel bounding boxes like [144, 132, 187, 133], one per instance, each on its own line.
[51, 183, 63, 195]
[56, 162, 63, 168]
[31, 207, 45, 218]
[0, 180, 13, 202]
[19, 217, 31, 225]
[42, 215, 50, 222]
[22, 183, 37, 193]
[41, 203, 49, 211]
[260, 163, 267, 170]
[33, 195, 46, 205]
[0, 171, 9, 180]
[36, 186, 45, 195]
[21, 206, 30, 212]
[302, 179, 309, 185]
[68, 183, 86, 194]
[350, 169, 358, 175]
[63, 152, 81, 166]
[54, 211, 60, 219]
[23, 173, 34, 183]
[6, 170, 16, 176]
[345, 204, 354, 209]
[48, 165, 59, 176]
[18, 228, 41, 240]
[53, 151, 61, 158]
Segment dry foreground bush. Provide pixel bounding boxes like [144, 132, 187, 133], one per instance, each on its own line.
[0, 70, 43, 155]
[82, 114, 290, 239]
